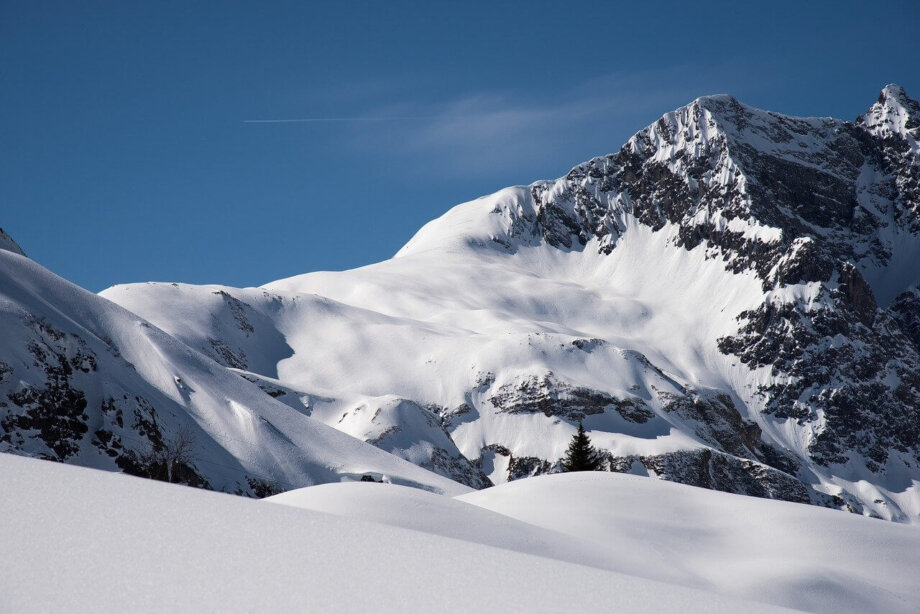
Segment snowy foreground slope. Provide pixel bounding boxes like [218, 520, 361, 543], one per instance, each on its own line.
[1, 453, 799, 614]
[102, 85, 920, 521]
[0, 249, 467, 496]
[270, 470, 920, 613]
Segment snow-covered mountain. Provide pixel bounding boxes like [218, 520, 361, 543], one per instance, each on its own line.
[0, 248, 469, 496]
[95, 84, 920, 522]
[3, 85, 919, 522]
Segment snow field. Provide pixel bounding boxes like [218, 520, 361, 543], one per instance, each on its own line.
[273, 470, 920, 614]
[1, 453, 789, 613]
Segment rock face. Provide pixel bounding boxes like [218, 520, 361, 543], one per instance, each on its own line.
[0, 291, 202, 485]
[608, 449, 812, 505]
[48, 84, 920, 521]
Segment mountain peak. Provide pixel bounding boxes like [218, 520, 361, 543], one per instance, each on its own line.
[692, 93, 740, 108]
[858, 83, 920, 144]
[880, 83, 914, 105]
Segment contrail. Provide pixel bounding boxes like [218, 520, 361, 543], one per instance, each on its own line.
[243, 117, 419, 123]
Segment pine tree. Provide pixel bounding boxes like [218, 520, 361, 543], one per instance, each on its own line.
[562, 421, 604, 472]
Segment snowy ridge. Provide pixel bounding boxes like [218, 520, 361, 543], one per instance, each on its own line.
[0, 249, 469, 496]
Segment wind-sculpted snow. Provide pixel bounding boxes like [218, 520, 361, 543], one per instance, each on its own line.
[93, 84, 920, 522]
[3, 453, 798, 613]
[459, 472, 920, 613]
[266, 470, 920, 613]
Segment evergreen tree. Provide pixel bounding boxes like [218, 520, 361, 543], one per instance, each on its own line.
[562, 421, 604, 472]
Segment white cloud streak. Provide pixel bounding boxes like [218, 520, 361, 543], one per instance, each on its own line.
[244, 117, 420, 123]
[249, 63, 766, 179]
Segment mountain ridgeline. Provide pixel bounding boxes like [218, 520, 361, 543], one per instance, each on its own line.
[3, 85, 920, 521]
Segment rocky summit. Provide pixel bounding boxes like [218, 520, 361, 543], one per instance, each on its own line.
[3, 85, 920, 522]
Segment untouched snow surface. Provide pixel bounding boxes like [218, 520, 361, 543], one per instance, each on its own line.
[272, 471, 920, 614]
[1, 453, 791, 613]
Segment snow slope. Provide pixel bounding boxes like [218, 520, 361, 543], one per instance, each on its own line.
[0, 453, 788, 613]
[0, 249, 468, 496]
[270, 471, 920, 614]
[103, 221, 761, 479]
[461, 472, 920, 613]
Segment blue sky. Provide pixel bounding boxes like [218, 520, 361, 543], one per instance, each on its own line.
[2, 1, 919, 291]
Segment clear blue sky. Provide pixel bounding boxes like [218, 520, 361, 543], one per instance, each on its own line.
[2, 1, 918, 291]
